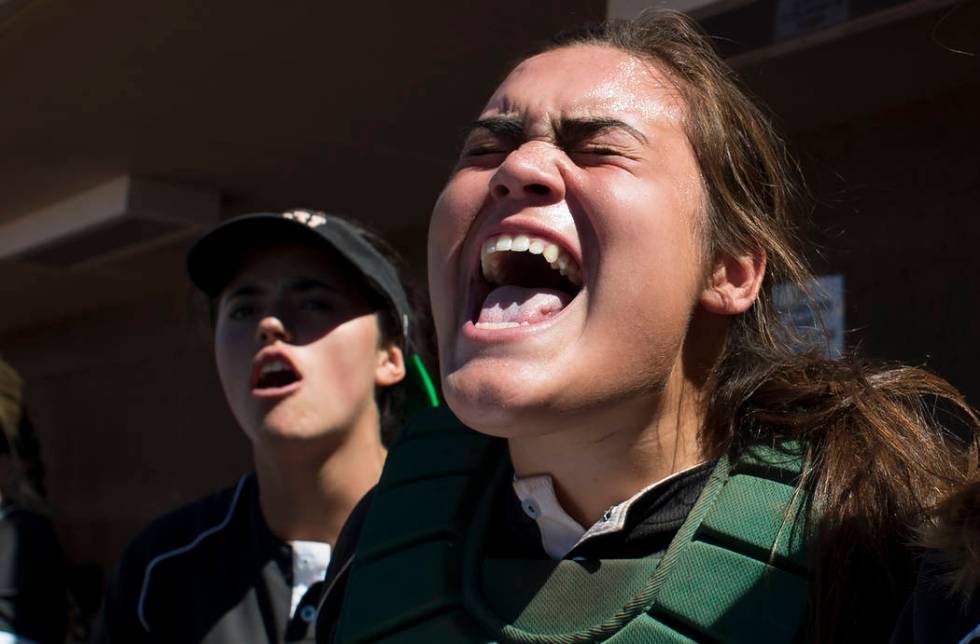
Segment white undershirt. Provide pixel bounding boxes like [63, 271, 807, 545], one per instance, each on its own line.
[289, 540, 332, 617]
[511, 462, 708, 559]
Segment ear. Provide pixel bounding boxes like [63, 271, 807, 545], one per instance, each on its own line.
[374, 343, 406, 387]
[699, 249, 766, 315]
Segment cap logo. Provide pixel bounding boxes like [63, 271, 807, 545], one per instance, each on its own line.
[282, 209, 327, 228]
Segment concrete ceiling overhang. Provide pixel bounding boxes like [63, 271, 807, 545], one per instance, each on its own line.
[0, 0, 604, 335]
[0, 0, 606, 224]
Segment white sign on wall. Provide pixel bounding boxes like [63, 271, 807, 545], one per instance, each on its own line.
[773, 274, 845, 358]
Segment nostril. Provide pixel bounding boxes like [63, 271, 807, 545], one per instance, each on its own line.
[493, 184, 510, 198]
[526, 183, 550, 196]
[257, 318, 289, 344]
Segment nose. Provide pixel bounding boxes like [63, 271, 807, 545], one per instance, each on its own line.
[489, 143, 565, 204]
[256, 315, 293, 345]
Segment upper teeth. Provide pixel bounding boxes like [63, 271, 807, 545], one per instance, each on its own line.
[260, 359, 291, 376]
[480, 234, 582, 286]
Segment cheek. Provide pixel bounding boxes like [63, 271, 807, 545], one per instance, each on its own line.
[429, 175, 486, 330]
[433, 169, 495, 234]
[578, 175, 705, 347]
[213, 324, 253, 389]
[304, 319, 381, 392]
[429, 176, 482, 265]
[427, 194, 453, 310]
[596, 157, 702, 267]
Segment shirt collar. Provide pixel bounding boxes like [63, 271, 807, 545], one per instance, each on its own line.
[511, 461, 709, 559]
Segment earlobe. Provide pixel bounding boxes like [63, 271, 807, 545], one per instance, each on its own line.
[375, 344, 406, 387]
[700, 250, 766, 315]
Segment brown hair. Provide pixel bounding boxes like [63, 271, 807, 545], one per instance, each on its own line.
[542, 11, 979, 642]
[921, 473, 980, 603]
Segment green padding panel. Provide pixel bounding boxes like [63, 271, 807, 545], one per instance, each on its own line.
[399, 407, 469, 440]
[381, 432, 494, 490]
[699, 474, 808, 571]
[732, 444, 802, 485]
[652, 541, 806, 643]
[606, 613, 698, 644]
[375, 610, 493, 643]
[338, 540, 460, 643]
[358, 476, 471, 563]
[481, 558, 660, 634]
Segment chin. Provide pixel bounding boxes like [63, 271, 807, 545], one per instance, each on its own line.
[443, 364, 563, 439]
[248, 408, 326, 444]
[251, 423, 312, 444]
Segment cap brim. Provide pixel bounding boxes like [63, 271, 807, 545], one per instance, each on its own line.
[187, 213, 335, 297]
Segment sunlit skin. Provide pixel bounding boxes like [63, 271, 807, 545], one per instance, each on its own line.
[214, 242, 405, 541]
[428, 45, 764, 527]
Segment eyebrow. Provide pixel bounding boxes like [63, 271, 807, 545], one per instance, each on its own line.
[223, 284, 263, 300]
[557, 117, 648, 147]
[462, 115, 648, 148]
[288, 277, 336, 293]
[464, 115, 526, 142]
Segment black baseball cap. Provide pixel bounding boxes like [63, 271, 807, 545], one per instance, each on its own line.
[187, 209, 413, 347]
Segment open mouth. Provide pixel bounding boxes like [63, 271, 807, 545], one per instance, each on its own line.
[251, 355, 302, 392]
[473, 233, 584, 330]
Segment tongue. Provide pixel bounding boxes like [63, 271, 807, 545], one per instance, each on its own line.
[477, 286, 572, 326]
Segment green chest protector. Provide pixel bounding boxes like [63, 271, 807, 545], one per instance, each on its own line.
[335, 408, 812, 643]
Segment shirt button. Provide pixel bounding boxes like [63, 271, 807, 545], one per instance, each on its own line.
[521, 498, 540, 519]
[300, 605, 317, 623]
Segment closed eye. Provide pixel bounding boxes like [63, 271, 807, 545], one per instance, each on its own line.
[577, 147, 621, 156]
[463, 146, 508, 157]
[569, 146, 637, 166]
[457, 143, 512, 169]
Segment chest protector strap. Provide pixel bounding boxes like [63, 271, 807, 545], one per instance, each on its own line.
[335, 408, 811, 643]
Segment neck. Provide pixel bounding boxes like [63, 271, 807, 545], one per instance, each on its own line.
[508, 367, 704, 528]
[253, 410, 386, 544]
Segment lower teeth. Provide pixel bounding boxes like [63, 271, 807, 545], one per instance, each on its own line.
[474, 321, 528, 329]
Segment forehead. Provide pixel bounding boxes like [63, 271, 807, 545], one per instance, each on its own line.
[221, 242, 353, 292]
[482, 45, 686, 125]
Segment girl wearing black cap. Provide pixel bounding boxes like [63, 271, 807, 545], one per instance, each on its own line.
[95, 210, 434, 644]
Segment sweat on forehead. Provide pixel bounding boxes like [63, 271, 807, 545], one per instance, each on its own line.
[482, 45, 687, 126]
